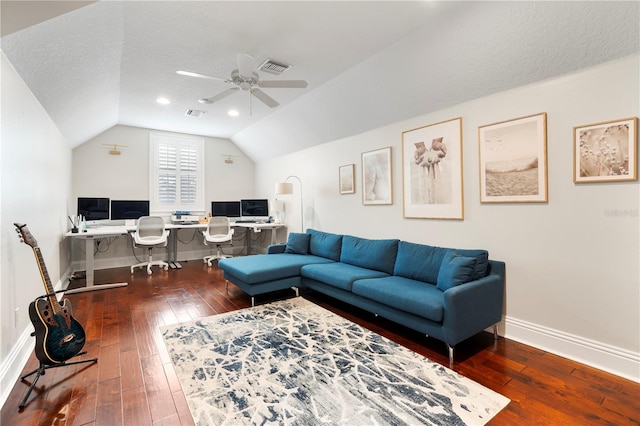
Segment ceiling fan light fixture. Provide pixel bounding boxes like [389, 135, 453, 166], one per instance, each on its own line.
[156, 97, 170, 105]
[198, 98, 213, 104]
[228, 109, 239, 117]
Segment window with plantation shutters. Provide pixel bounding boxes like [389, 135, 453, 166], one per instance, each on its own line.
[150, 133, 204, 213]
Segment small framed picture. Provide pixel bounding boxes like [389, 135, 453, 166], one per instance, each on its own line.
[362, 147, 392, 205]
[339, 164, 355, 194]
[479, 112, 548, 203]
[573, 117, 637, 183]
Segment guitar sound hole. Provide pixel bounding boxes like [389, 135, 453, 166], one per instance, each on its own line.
[62, 334, 76, 344]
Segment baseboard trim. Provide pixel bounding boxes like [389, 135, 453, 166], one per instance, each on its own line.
[0, 325, 34, 409]
[504, 315, 640, 383]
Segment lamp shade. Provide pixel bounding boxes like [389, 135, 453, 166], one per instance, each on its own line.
[275, 182, 294, 194]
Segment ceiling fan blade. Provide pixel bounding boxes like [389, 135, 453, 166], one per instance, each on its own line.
[258, 80, 308, 89]
[198, 87, 239, 104]
[176, 70, 226, 81]
[237, 53, 256, 79]
[251, 88, 279, 108]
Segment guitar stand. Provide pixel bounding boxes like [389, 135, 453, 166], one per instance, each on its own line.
[18, 350, 98, 410]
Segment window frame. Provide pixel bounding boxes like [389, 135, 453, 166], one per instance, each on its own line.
[149, 132, 205, 214]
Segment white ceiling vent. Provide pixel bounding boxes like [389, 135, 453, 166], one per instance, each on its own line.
[185, 109, 207, 117]
[258, 59, 291, 75]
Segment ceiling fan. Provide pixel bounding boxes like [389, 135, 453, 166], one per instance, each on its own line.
[177, 54, 308, 112]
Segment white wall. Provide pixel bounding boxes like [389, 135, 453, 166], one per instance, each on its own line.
[256, 56, 640, 382]
[70, 125, 262, 268]
[1, 52, 72, 404]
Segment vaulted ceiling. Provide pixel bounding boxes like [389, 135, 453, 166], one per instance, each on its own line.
[2, 1, 638, 162]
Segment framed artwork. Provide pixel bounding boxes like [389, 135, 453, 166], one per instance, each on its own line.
[573, 117, 637, 183]
[362, 147, 392, 205]
[402, 117, 464, 219]
[339, 164, 355, 194]
[479, 112, 548, 203]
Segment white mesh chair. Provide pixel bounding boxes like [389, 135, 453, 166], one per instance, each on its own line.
[203, 216, 234, 266]
[131, 216, 170, 275]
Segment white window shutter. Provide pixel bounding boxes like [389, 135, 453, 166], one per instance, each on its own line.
[150, 133, 204, 213]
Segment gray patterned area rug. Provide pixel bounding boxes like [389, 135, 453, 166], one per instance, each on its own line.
[161, 298, 509, 425]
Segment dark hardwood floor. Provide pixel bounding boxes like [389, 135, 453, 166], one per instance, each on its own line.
[2, 261, 639, 425]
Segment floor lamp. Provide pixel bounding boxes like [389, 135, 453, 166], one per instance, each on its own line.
[275, 175, 304, 232]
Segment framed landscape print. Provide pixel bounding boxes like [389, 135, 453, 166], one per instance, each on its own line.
[362, 147, 392, 205]
[573, 117, 637, 183]
[478, 113, 548, 203]
[339, 164, 355, 194]
[402, 117, 464, 219]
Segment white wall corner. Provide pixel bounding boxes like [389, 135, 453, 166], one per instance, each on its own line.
[504, 316, 640, 383]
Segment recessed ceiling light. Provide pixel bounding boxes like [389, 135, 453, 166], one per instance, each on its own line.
[228, 109, 239, 117]
[156, 97, 170, 105]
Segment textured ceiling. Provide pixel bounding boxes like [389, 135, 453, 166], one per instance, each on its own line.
[2, 1, 639, 162]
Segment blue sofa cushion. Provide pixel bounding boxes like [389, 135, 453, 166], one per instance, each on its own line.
[306, 229, 343, 261]
[352, 276, 445, 322]
[218, 254, 333, 284]
[394, 241, 490, 283]
[393, 241, 446, 284]
[340, 235, 399, 274]
[302, 262, 388, 291]
[284, 232, 310, 255]
[436, 250, 477, 291]
[455, 248, 489, 280]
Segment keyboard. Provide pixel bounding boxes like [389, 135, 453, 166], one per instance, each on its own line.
[234, 220, 256, 223]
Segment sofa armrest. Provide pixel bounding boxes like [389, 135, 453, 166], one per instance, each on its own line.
[267, 244, 287, 254]
[442, 260, 505, 345]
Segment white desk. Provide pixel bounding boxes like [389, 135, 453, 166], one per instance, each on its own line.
[232, 222, 283, 255]
[65, 226, 131, 293]
[66, 222, 284, 287]
[165, 222, 284, 266]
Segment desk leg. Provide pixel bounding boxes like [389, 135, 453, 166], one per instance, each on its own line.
[66, 236, 127, 294]
[246, 228, 253, 255]
[168, 229, 181, 269]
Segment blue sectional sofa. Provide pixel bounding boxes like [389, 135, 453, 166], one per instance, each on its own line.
[218, 228, 505, 363]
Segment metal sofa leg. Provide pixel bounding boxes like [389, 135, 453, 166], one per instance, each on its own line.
[447, 343, 454, 365]
[493, 324, 499, 340]
[251, 296, 255, 307]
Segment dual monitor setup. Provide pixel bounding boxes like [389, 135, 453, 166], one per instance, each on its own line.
[211, 199, 269, 222]
[77, 197, 270, 223]
[77, 197, 149, 221]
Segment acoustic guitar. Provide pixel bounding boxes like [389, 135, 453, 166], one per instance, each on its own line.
[14, 223, 86, 365]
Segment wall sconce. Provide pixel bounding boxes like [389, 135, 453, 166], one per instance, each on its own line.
[223, 154, 239, 164]
[103, 144, 127, 155]
[275, 175, 304, 232]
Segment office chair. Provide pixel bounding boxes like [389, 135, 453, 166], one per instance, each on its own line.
[131, 216, 170, 275]
[203, 216, 234, 266]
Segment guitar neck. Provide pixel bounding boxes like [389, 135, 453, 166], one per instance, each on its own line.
[32, 247, 60, 313]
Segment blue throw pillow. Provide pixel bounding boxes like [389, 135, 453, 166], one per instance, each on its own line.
[436, 250, 477, 291]
[284, 233, 310, 255]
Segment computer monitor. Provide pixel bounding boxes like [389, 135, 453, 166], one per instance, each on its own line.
[211, 201, 241, 218]
[240, 199, 269, 220]
[77, 197, 110, 221]
[110, 200, 150, 220]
